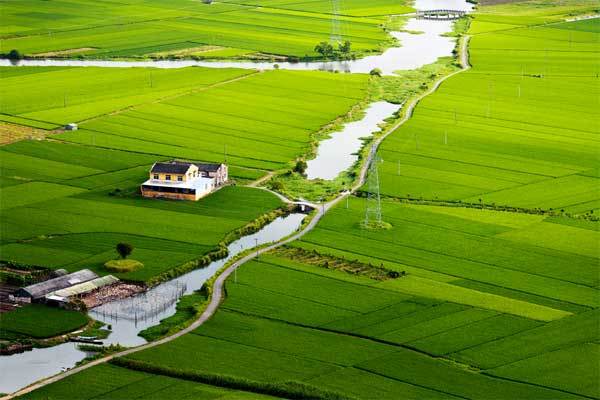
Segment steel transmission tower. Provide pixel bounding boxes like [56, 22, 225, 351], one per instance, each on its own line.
[363, 148, 383, 226]
[330, 0, 342, 43]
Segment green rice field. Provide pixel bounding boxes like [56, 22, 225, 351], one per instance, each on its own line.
[377, 14, 600, 214]
[4, 1, 599, 399]
[19, 363, 277, 400]
[0, 67, 368, 281]
[0, 0, 412, 59]
[0, 304, 88, 339]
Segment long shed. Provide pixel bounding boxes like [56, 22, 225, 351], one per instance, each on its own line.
[15, 269, 98, 301]
[48, 275, 119, 299]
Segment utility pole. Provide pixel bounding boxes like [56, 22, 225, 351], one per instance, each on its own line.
[397, 159, 401, 175]
[255, 238, 259, 259]
[444, 130, 448, 145]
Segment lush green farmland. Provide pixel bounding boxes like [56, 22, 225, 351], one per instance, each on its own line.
[377, 16, 599, 213]
[120, 251, 591, 399]
[0, 67, 369, 281]
[0, 304, 88, 339]
[19, 363, 277, 400]
[1, 67, 368, 172]
[0, 0, 409, 59]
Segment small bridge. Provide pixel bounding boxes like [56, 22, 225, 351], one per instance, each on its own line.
[416, 9, 467, 20]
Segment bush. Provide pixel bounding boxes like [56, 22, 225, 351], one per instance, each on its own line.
[370, 68, 382, 77]
[104, 259, 143, 273]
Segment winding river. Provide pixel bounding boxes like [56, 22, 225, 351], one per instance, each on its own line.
[0, 0, 474, 394]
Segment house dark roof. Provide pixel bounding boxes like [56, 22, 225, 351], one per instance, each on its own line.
[151, 161, 193, 174]
[195, 163, 224, 172]
[17, 269, 98, 300]
[150, 161, 224, 174]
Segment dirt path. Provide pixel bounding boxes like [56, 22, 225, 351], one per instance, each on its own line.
[2, 35, 471, 400]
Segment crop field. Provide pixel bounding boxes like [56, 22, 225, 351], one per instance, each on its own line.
[19, 363, 276, 400]
[0, 66, 369, 282]
[1, 67, 368, 172]
[0, 0, 411, 59]
[376, 16, 599, 213]
[0, 304, 88, 339]
[0, 139, 283, 282]
[121, 251, 594, 399]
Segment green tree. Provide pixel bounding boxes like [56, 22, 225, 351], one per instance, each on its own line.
[314, 41, 335, 58]
[293, 159, 308, 175]
[116, 242, 134, 259]
[338, 40, 352, 54]
[7, 49, 22, 60]
[370, 68, 382, 77]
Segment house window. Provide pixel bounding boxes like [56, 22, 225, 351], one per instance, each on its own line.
[166, 175, 171, 181]
[177, 176, 183, 182]
[153, 174, 159, 180]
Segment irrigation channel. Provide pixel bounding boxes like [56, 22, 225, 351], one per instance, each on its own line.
[1, 0, 474, 396]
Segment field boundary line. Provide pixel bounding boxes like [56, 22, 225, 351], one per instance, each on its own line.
[2, 35, 473, 400]
[76, 70, 260, 125]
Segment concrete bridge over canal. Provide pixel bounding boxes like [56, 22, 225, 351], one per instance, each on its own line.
[416, 9, 467, 20]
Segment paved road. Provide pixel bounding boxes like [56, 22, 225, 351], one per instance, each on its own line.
[3, 35, 471, 400]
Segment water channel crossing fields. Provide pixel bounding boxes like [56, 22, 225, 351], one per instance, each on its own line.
[1, 0, 599, 399]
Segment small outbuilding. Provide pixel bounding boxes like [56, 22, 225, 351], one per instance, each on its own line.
[13, 269, 98, 302]
[65, 123, 78, 131]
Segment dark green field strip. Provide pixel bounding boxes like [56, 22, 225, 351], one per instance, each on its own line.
[18, 363, 268, 400]
[451, 279, 592, 314]
[306, 367, 460, 400]
[489, 343, 600, 399]
[194, 311, 400, 367]
[357, 351, 585, 400]
[453, 309, 600, 370]
[0, 304, 88, 339]
[408, 314, 543, 356]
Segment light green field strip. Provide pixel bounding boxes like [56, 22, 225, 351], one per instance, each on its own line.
[404, 204, 546, 229]
[0, 181, 86, 210]
[497, 220, 600, 258]
[490, 343, 599, 399]
[376, 276, 570, 322]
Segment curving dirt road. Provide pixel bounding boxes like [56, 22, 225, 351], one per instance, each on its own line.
[3, 35, 471, 400]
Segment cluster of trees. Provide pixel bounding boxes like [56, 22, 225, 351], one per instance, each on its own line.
[314, 40, 353, 59]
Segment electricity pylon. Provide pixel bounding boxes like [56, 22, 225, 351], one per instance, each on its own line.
[364, 148, 382, 226]
[330, 0, 342, 43]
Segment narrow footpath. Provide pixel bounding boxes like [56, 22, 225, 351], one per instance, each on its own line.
[3, 35, 471, 400]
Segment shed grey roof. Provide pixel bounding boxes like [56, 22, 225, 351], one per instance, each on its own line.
[18, 269, 98, 299]
[49, 275, 119, 298]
